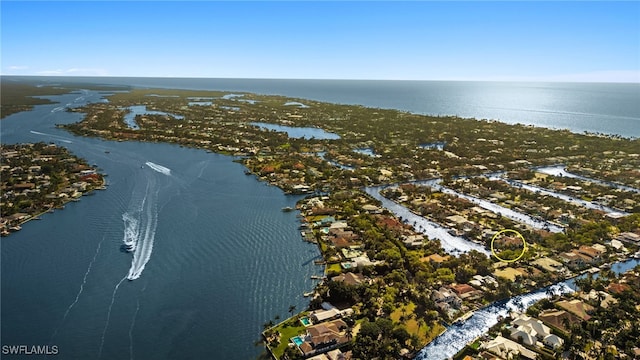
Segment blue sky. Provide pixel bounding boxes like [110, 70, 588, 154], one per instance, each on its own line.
[2, 1, 639, 82]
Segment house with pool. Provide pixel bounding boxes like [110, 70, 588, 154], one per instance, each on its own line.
[289, 304, 354, 358]
[292, 318, 350, 358]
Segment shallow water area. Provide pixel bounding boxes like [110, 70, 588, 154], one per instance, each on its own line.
[187, 101, 212, 106]
[284, 101, 310, 108]
[250, 122, 340, 140]
[122, 105, 184, 129]
[419, 142, 446, 150]
[353, 148, 378, 157]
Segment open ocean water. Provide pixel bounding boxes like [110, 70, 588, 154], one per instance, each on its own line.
[1, 77, 638, 360]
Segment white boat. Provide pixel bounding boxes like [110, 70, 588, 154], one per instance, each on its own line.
[454, 311, 474, 324]
[123, 242, 136, 252]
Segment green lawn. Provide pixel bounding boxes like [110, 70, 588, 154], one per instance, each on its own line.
[390, 302, 445, 345]
[269, 316, 308, 359]
[326, 263, 342, 275]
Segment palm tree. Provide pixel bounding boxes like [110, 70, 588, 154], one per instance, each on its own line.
[288, 305, 297, 318]
[546, 286, 556, 299]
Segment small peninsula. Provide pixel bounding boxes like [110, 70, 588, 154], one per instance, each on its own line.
[0, 142, 106, 236]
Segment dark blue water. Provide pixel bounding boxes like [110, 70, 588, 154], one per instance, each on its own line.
[7, 76, 639, 137]
[1, 91, 323, 359]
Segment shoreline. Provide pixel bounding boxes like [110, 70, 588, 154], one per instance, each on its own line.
[14, 176, 107, 229]
[1, 142, 107, 238]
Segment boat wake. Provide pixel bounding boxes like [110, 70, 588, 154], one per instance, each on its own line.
[124, 177, 159, 281]
[29, 130, 73, 144]
[98, 275, 127, 359]
[48, 235, 106, 346]
[145, 161, 171, 176]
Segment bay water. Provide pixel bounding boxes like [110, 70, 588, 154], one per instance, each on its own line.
[1, 91, 322, 359]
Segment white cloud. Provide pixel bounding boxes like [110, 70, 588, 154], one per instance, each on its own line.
[37, 69, 64, 75]
[66, 68, 109, 76]
[8, 65, 29, 70]
[36, 68, 109, 76]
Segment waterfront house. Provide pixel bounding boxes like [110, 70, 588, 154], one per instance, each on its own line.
[450, 283, 483, 300]
[476, 275, 498, 287]
[537, 309, 581, 333]
[577, 245, 602, 263]
[559, 251, 590, 269]
[532, 257, 564, 273]
[307, 349, 350, 360]
[616, 232, 640, 245]
[361, 204, 382, 214]
[402, 234, 424, 248]
[329, 236, 357, 249]
[579, 289, 617, 308]
[310, 308, 341, 323]
[431, 287, 462, 309]
[298, 319, 349, 358]
[331, 272, 366, 286]
[480, 335, 537, 360]
[509, 314, 553, 347]
[542, 334, 564, 350]
[556, 299, 593, 321]
[509, 327, 536, 346]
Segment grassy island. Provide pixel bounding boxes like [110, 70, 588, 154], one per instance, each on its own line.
[5, 83, 639, 359]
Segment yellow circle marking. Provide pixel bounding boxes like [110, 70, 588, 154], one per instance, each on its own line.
[490, 229, 527, 263]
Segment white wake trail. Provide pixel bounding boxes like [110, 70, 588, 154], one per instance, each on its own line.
[129, 298, 141, 360]
[47, 235, 106, 346]
[125, 177, 159, 280]
[98, 275, 127, 359]
[29, 130, 73, 143]
[145, 161, 171, 176]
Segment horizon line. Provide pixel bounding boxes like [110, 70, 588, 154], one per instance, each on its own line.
[2, 74, 640, 85]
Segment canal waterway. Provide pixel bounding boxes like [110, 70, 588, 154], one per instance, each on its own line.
[415, 258, 639, 360]
[494, 176, 629, 216]
[423, 180, 565, 233]
[536, 165, 640, 194]
[364, 186, 489, 255]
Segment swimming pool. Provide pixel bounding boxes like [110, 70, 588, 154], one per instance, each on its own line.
[291, 336, 305, 346]
[300, 317, 311, 326]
